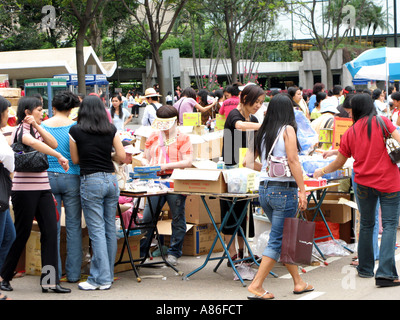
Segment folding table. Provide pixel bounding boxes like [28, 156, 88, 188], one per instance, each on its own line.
[115, 189, 183, 282]
[169, 191, 277, 287]
[304, 183, 354, 260]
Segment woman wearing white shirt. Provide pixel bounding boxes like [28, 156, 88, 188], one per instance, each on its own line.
[0, 97, 15, 300]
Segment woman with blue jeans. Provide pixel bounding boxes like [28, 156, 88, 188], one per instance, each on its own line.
[70, 95, 125, 290]
[42, 91, 82, 282]
[245, 94, 312, 300]
[314, 93, 400, 287]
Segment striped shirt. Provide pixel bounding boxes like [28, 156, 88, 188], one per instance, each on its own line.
[41, 122, 80, 175]
[11, 122, 50, 191]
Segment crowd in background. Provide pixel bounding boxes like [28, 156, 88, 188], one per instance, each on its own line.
[1, 79, 400, 301]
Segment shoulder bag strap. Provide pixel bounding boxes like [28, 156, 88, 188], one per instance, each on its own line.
[177, 98, 186, 124]
[267, 126, 286, 158]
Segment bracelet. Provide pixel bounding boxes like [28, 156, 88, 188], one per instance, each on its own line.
[321, 167, 327, 174]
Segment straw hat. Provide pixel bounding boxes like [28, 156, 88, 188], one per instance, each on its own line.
[142, 88, 162, 98]
[151, 116, 177, 131]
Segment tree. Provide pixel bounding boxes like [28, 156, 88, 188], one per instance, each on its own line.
[293, 0, 368, 89]
[204, 0, 286, 83]
[66, 0, 106, 94]
[121, 0, 189, 103]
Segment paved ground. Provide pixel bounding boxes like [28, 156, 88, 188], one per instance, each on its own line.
[3, 232, 400, 303]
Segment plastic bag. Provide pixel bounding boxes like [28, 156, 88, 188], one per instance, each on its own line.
[294, 109, 319, 155]
[233, 263, 257, 281]
[255, 231, 270, 256]
[313, 240, 353, 257]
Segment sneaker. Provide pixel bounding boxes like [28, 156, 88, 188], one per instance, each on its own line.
[78, 281, 111, 291]
[166, 255, 178, 266]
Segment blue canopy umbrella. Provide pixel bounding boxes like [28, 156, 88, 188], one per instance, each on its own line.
[345, 47, 400, 81]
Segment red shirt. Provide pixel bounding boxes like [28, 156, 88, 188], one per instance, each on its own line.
[219, 96, 240, 117]
[339, 116, 400, 193]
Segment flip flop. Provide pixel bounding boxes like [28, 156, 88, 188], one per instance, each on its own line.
[376, 278, 400, 287]
[293, 283, 314, 294]
[247, 290, 274, 300]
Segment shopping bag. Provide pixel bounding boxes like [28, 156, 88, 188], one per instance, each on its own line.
[280, 217, 315, 265]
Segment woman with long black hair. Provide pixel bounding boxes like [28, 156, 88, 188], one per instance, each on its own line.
[314, 93, 400, 287]
[245, 94, 311, 299]
[69, 95, 125, 290]
[110, 93, 132, 131]
[1, 97, 70, 294]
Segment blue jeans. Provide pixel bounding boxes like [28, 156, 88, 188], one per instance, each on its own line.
[258, 182, 298, 261]
[352, 171, 380, 260]
[356, 184, 400, 279]
[80, 172, 119, 286]
[0, 209, 16, 272]
[140, 194, 187, 258]
[48, 172, 82, 282]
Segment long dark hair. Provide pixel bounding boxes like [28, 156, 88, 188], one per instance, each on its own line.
[256, 94, 300, 160]
[77, 95, 114, 135]
[0, 96, 11, 125]
[16, 97, 42, 125]
[110, 93, 123, 119]
[351, 93, 381, 140]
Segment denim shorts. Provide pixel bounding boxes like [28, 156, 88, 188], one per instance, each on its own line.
[258, 181, 298, 261]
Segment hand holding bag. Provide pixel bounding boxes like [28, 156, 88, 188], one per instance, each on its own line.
[280, 217, 315, 266]
[11, 124, 49, 172]
[267, 126, 292, 178]
[0, 163, 12, 211]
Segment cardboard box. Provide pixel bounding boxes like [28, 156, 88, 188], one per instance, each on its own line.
[114, 234, 142, 273]
[25, 231, 42, 276]
[0, 87, 21, 97]
[26, 225, 90, 276]
[161, 221, 223, 256]
[304, 199, 352, 224]
[171, 168, 227, 194]
[185, 195, 221, 224]
[180, 224, 223, 256]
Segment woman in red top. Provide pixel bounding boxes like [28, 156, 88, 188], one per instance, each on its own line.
[314, 93, 400, 287]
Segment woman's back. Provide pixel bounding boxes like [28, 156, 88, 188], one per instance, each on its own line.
[42, 122, 80, 175]
[340, 116, 400, 193]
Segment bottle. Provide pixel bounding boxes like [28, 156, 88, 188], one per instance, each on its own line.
[217, 157, 225, 170]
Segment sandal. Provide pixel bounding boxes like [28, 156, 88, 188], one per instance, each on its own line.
[376, 278, 400, 287]
[247, 290, 274, 300]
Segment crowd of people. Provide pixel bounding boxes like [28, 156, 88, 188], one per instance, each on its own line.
[0, 79, 400, 301]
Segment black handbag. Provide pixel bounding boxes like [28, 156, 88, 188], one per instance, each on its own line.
[0, 163, 12, 211]
[377, 116, 400, 164]
[11, 124, 49, 172]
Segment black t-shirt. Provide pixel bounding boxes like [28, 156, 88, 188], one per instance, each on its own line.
[221, 108, 258, 166]
[69, 125, 117, 176]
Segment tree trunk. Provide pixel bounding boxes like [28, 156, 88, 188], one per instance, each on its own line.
[153, 49, 166, 105]
[76, 27, 87, 94]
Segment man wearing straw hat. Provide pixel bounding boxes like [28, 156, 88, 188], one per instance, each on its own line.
[141, 88, 162, 126]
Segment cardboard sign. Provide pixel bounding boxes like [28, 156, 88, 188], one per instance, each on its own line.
[183, 112, 201, 126]
[332, 117, 353, 150]
[215, 114, 226, 131]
